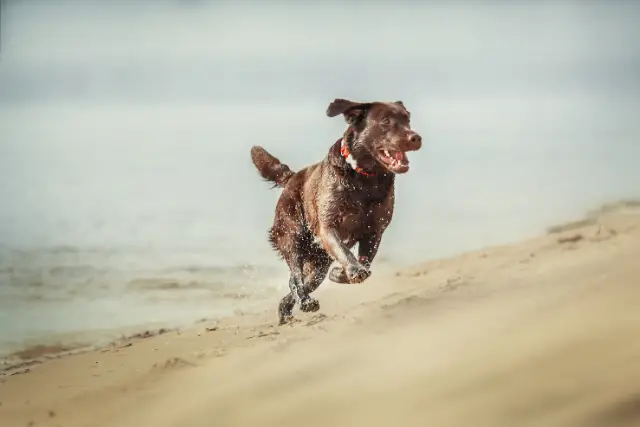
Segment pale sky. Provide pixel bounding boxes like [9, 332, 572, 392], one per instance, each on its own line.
[3, 0, 639, 66]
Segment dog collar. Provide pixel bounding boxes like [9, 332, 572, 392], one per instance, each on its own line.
[340, 137, 375, 177]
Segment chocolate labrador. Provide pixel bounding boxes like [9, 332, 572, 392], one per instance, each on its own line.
[250, 99, 422, 324]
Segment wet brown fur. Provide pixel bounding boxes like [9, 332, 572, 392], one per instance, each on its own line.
[250, 99, 422, 324]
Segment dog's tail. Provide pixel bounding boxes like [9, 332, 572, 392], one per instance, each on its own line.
[250, 146, 295, 188]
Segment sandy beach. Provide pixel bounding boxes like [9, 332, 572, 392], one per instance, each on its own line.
[1, 203, 639, 427]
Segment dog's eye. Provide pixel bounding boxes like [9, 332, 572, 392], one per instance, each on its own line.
[380, 117, 391, 126]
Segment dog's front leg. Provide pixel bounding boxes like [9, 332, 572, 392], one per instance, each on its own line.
[328, 196, 393, 284]
[357, 231, 383, 270]
[318, 227, 370, 284]
[329, 231, 381, 284]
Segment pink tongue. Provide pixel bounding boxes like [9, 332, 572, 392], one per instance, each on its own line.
[394, 151, 404, 161]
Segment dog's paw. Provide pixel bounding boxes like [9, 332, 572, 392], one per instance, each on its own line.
[329, 266, 350, 284]
[346, 263, 371, 284]
[300, 298, 320, 313]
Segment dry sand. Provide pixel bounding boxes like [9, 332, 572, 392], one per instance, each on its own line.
[1, 204, 640, 427]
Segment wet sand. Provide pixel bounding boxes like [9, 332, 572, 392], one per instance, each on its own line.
[1, 206, 639, 427]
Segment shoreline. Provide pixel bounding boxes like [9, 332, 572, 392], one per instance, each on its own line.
[0, 296, 279, 374]
[3, 199, 637, 364]
[2, 200, 639, 372]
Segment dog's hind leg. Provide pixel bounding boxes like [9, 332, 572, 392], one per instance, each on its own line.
[278, 292, 296, 325]
[277, 256, 309, 324]
[271, 210, 315, 324]
[277, 242, 332, 325]
[276, 268, 306, 325]
[275, 251, 307, 325]
[300, 251, 333, 305]
[269, 191, 306, 324]
[289, 249, 316, 311]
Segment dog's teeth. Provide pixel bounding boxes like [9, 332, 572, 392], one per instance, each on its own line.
[384, 150, 391, 158]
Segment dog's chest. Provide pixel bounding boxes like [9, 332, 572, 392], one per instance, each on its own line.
[337, 182, 389, 233]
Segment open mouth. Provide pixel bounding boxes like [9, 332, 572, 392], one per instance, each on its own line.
[377, 149, 410, 173]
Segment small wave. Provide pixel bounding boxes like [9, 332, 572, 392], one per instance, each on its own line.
[47, 265, 110, 278]
[127, 278, 209, 291]
[166, 263, 282, 277]
[126, 277, 281, 301]
[46, 245, 82, 254]
[8, 343, 81, 361]
[1, 267, 110, 292]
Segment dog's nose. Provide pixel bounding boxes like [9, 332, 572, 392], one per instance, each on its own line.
[408, 133, 422, 150]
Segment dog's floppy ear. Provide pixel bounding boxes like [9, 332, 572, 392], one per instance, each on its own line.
[394, 100, 410, 116]
[326, 99, 371, 125]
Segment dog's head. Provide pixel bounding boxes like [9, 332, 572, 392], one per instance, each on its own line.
[327, 98, 422, 174]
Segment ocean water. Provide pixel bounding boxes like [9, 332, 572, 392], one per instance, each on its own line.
[1, 0, 639, 357]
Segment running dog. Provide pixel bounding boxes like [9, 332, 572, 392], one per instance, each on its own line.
[250, 99, 422, 324]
